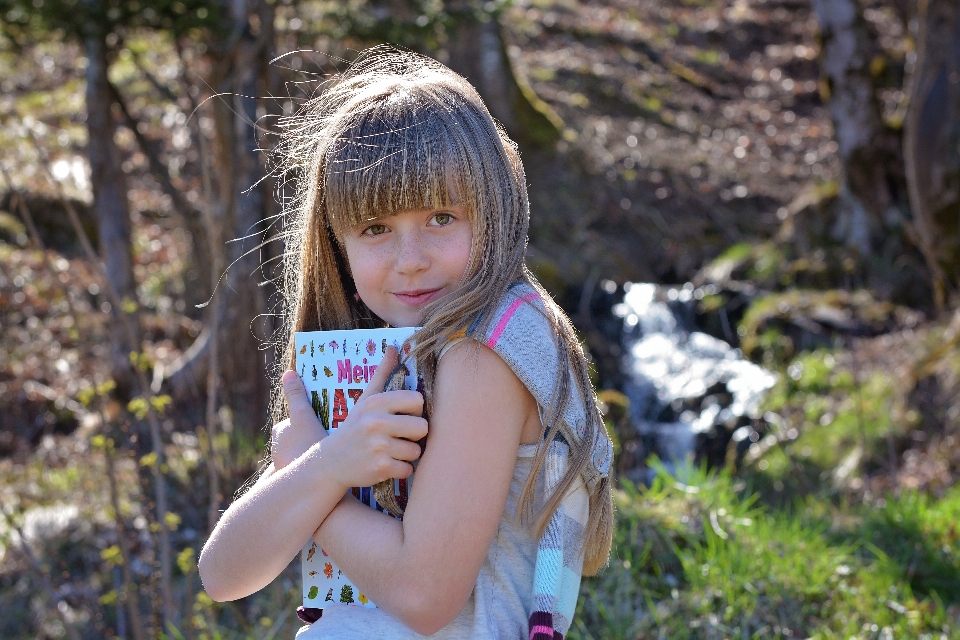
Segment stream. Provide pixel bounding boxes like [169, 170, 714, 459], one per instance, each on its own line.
[611, 282, 778, 483]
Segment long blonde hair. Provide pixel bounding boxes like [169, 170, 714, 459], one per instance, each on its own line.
[273, 46, 612, 574]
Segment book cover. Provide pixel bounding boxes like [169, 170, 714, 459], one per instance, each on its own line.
[295, 327, 420, 609]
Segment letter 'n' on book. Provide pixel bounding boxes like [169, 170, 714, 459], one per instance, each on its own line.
[294, 327, 420, 610]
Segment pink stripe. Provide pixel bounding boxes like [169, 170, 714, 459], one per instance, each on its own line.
[529, 626, 553, 639]
[486, 293, 539, 349]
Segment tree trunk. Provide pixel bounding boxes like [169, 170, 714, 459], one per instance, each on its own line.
[812, 0, 906, 255]
[85, 26, 140, 388]
[903, 0, 960, 306]
[445, 0, 561, 150]
[200, 0, 272, 438]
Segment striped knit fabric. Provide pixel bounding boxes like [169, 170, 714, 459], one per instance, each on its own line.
[467, 283, 612, 640]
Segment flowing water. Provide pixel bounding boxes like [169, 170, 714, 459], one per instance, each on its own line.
[612, 282, 778, 482]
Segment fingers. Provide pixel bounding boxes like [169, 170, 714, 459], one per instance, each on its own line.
[362, 389, 424, 417]
[374, 459, 415, 481]
[281, 369, 313, 423]
[358, 346, 399, 403]
[270, 418, 290, 448]
[348, 413, 427, 454]
[280, 369, 323, 441]
[389, 437, 425, 464]
[389, 460, 416, 480]
[386, 414, 429, 443]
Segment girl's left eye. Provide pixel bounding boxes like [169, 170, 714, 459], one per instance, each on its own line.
[361, 223, 388, 236]
[429, 212, 454, 226]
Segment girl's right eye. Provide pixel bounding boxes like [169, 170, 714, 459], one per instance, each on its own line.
[361, 223, 388, 236]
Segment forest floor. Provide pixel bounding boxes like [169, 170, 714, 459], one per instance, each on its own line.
[1, 0, 959, 638]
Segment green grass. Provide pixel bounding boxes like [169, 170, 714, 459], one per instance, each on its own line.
[573, 465, 960, 639]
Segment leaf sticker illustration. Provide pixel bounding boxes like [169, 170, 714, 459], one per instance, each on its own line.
[307, 542, 317, 561]
[307, 585, 319, 600]
[300, 344, 307, 354]
[358, 592, 369, 605]
[323, 563, 333, 579]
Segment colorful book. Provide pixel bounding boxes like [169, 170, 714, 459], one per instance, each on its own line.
[295, 327, 421, 609]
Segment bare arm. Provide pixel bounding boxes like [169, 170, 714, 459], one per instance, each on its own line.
[198, 441, 346, 601]
[198, 348, 427, 602]
[313, 341, 540, 635]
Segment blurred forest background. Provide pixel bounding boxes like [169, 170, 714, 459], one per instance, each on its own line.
[0, 0, 959, 638]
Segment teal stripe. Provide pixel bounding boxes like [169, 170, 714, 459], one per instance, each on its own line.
[557, 566, 582, 619]
[532, 549, 563, 595]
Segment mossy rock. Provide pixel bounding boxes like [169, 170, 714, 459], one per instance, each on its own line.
[739, 289, 923, 364]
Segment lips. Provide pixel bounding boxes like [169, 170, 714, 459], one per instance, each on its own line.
[393, 288, 443, 306]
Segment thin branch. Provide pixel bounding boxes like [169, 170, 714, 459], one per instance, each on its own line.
[205, 294, 222, 533]
[99, 428, 148, 640]
[108, 82, 190, 211]
[130, 51, 183, 104]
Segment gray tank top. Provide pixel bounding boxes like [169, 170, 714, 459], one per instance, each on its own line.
[295, 444, 542, 640]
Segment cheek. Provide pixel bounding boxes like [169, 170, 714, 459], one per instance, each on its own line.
[452, 231, 475, 280]
[342, 243, 382, 296]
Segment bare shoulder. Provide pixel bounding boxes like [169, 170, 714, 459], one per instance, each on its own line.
[436, 339, 528, 399]
[432, 339, 541, 444]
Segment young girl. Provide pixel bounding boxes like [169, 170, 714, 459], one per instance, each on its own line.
[198, 47, 613, 639]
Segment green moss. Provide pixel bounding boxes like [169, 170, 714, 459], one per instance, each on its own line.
[738, 289, 905, 363]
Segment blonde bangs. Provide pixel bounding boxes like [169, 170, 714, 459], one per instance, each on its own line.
[322, 90, 480, 238]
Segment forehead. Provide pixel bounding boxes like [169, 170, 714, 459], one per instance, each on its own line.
[322, 103, 474, 235]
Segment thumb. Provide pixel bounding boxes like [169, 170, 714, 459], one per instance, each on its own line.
[281, 369, 318, 427]
[358, 346, 400, 403]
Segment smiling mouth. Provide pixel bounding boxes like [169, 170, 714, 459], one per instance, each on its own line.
[393, 288, 443, 305]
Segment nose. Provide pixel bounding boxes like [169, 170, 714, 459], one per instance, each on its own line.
[394, 229, 429, 275]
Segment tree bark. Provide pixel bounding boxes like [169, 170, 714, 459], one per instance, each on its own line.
[445, 0, 562, 150]
[812, 0, 906, 255]
[84, 23, 141, 387]
[903, 0, 960, 306]
[197, 0, 272, 438]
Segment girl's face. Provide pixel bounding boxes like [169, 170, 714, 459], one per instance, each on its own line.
[342, 206, 473, 327]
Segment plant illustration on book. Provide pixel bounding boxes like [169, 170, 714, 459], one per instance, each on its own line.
[295, 327, 421, 609]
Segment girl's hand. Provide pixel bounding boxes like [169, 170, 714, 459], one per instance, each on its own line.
[271, 371, 327, 470]
[277, 347, 427, 488]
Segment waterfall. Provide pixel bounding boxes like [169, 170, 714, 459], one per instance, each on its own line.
[614, 282, 778, 483]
